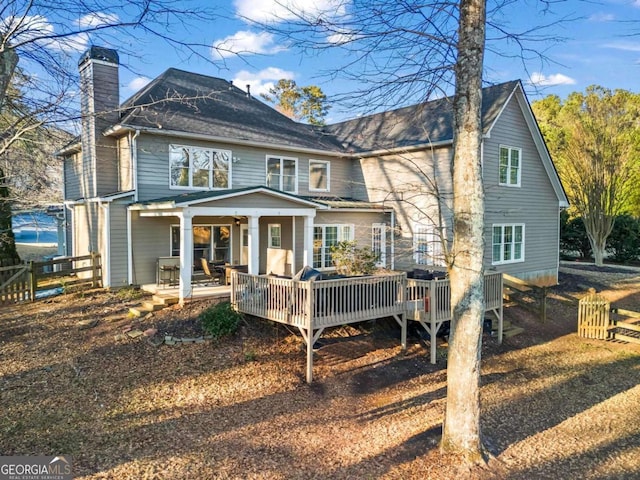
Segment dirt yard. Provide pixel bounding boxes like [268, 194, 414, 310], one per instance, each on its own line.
[1, 263, 639, 479]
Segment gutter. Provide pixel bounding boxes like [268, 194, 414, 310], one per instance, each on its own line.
[104, 124, 347, 158]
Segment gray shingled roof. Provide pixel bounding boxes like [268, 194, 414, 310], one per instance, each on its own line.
[323, 80, 520, 153]
[117, 68, 344, 152]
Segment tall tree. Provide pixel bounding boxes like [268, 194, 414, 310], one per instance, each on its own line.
[257, 0, 565, 464]
[0, 0, 222, 264]
[261, 79, 330, 125]
[441, 0, 487, 461]
[533, 87, 640, 265]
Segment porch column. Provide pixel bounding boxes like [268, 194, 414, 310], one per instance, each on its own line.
[303, 214, 315, 267]
[247, 215, 260, 275]
[179, 211, 193, 304]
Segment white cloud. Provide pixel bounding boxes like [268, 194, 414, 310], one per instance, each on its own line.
[603, 41, 640, 52]
[212, 30, 284, 59]
[233, 0, 348, 24]
[1, 14, 55, 46]
[127, 76, 151, 91]
[326, 29, 361, 45]
[79, 12, 120, 28]
[232, 67, 296, 97]
[588, 12, 614, 22]
[529, 72, 576, 87]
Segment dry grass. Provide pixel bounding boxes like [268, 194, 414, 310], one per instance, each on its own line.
[1, 265, 639, 479]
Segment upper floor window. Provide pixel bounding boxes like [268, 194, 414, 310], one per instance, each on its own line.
[266, 156, 297, 193]
[492, 223, 524, 264]
[170, 145, 231, 189]
[499, 145, 521, 187]
[309, 160, 330, 192]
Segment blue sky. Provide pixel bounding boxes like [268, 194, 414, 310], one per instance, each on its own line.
[9, 0, 640, 123]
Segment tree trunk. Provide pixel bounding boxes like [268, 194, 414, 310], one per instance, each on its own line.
[583, 213, 614, 267]
[0, 167, 21, 266]
[440, 0, 487, 464]
[0, 48, 19, 111]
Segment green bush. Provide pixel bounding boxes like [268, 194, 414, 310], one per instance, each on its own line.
[606, 214, 640, 263]
[560, 211, 592, 259]
[330, 240, 379, 276]
[199, 302, 242, 340]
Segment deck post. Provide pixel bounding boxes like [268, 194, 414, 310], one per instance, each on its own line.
[430, 279, 437, 364]
[498, 274, 504, 344]
[306, 280, 315, 383]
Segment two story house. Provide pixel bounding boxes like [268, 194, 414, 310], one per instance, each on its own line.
[58, 47, 568, 303]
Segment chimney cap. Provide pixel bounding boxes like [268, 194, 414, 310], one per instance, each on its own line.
[78, 46, 119, 67]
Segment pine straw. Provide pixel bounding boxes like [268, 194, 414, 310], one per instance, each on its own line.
[1, 266, 639, 479]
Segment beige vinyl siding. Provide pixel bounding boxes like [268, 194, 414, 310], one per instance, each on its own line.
[356, 147, 453, 272]
[63, 152, 83, 200]
[483, 94, 560, 285]
[135, 135, 352, 201]
[130, 212, 177, 285]
[259, 217, 293, 275]
[73, 203, 100, 256]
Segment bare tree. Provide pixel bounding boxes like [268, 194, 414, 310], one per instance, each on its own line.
[533, 87, 640, 266]
[255, 0, 566, 464]
[0, 0, 224, 262]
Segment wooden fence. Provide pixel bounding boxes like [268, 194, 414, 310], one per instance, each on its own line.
[503, 273, 549, 322]
[578, 288, 640, 344]
[0, 253, 101, 306]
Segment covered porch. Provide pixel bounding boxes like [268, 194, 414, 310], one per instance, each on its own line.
[128, 187, 326, 304]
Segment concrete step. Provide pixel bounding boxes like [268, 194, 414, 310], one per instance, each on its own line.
[152, 294, 179, 306]
[503, 325, 525, 338]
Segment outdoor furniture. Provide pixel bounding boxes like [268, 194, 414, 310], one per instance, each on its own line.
[157, 257, 179, 286]
[199, 258, 223, 285]
[224, 264, 248, 285]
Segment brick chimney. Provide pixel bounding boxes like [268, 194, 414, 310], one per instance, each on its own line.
[78, 46, 120, 198]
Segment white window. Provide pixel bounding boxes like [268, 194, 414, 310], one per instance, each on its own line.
[309, 160, 330, 192]
[169, 145, 231, 189]
[499, 145, 521, 187]
[171, 225, 231, 264]
[266, 156, 298, 193]
[372, 223, 386, 267]
[492, 224, 524, 264]
[413, 223, 445, 266]
[268, 224, 282, 248]
[313, 224, 353, 270]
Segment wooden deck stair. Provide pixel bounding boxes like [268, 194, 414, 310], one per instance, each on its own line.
[129, 294, 179, 317]
[609, 310, 640, 344]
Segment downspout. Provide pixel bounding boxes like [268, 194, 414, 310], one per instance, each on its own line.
[131, 129, 140, 202]
[390, 210, 395, 271]
[127, 206, 134, 285]
[99, 201, 111, 288]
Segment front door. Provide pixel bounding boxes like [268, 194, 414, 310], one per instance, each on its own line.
[372, 223, 386, 267]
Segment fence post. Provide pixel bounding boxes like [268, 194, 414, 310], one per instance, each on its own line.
[541, 286, 547, 323]
[91, 252, 99, 288]
[29, 261, 36, 302]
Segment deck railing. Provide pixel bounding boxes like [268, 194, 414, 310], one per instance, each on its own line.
[232, 270, 503, 382]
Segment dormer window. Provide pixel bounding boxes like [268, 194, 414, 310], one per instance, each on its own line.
[170, 145, 231, 189]
[499, 145, 521, 187]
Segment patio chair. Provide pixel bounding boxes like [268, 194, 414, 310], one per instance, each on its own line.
[200, 257, 223, 285]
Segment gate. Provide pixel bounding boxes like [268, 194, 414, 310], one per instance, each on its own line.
[0, 264, 31, 306]
[577, 289, 610, 340]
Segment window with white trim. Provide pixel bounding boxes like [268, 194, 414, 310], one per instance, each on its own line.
[266, 156, 297, 193]
[169, 145, 231, 189]
[309, 159, 330, 192]
[499, 145, 521, 187]
[268, 224, 282, 248]
[171, 224, 231, 264]
[413, 223, 445, 266]
[492, 224, 524, 264]
[313, 224, 353, 269]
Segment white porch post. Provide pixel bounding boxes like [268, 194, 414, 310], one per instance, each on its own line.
[179, 210, 193, 304]
[303, 214, 315, 267]
[247, 215, 260, 275]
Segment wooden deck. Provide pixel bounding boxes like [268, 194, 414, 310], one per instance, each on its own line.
[231, 271, 503, 382]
